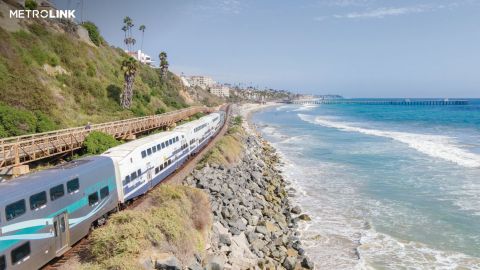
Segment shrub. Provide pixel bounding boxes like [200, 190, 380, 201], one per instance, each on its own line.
[34, 111, 57, 132]
[81, 21, 102, 46]
[83, 131, 120, 154]
[0, 104, 37, 136]
[25, 0, 37, 10]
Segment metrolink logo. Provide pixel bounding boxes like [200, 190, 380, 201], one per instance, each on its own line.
[9, 9, 76, 19]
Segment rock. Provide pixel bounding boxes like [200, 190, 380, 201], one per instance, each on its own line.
[188, 262, 203, 270]
[219, 233, 232, 246]
[286, 248, 298, 257]
[255, 226, 268, 235]
[250, 239, 266, 251]
[205, 255, 225, 270]
[282, 256, 297, 270]
[301, 257, 314, 269]
[291, 206, 302, 214]
[298, 214, 311, 221]
[155, 253, 181, 270]
[265, 221, 278, 233]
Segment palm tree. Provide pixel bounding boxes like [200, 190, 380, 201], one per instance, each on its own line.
[120, 57, 138, 109]
[159, 51, 169, 78]
[121, 25, 128, 49]
[139, 25, 146, 51]
[123, 16, 135, 51]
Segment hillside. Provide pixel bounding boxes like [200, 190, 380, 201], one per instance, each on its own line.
[0, 1, 222, 138]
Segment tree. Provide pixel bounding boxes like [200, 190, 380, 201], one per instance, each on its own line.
[159, 51, 169, 78]
[139, 25, 146, 51]
[121, 25, 127, 49]
[123, 16, 135, 51]
[84, 131, 120, 155]
[82, 21, 101, 46]
[120, 57, 138, 109]
[25, 0, 38, 10]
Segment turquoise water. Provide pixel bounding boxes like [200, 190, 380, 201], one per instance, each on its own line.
[252, 100, 480, 269]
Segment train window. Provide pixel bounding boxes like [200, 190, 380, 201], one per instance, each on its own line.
[141, 150, 146, 158]
[67, 178, 80, 194]
[169, 139, 173, 145]
[160, 164, 164, 171]
[161, 142, 165, 148]
[50, 184, 65, 201]
[168, 160, 172, 165]
[130, 171, 137, 180]
[163, 162, 167, 168]
[155, 167, 159, 174]
[88, 192, 99, 206]
[11, 242, 30, 265]
[165, 140, 169, 146]
[152, 146, 157, 153]
[100, 187, 109, 200]
[29, 191, 47, 210]
[5, 200, 26, 221]
[147, 148, 152, 155]
[157, 144, 161, 151]
[176, 136, 179, 142]
[137, 169, 141, 176]
[0, 255, 5, 270]
[124, 175, 130, 185]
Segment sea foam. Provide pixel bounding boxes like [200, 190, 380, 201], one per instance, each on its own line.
[298, 114, 480, 168]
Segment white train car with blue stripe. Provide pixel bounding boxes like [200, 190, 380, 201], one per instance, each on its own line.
[0, 110, 226, 269]
[102, 131, 189, 203]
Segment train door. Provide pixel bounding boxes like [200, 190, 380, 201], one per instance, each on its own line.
[146, 162, 153, 189]
[53, 212, 70, 255]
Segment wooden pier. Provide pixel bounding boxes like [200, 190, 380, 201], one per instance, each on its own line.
[287, 99, 469, 106]
[0, 106, 215, 175]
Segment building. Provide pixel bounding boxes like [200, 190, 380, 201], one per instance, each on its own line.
[126, 50, 155, 66]
[188, 76, 215, 89]
[210, 84, 230, 98]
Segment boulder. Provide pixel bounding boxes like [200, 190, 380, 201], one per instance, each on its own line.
[155, 253, 181, 270]
[301, 257, 314, 269]
[255, 226, 268, 235]
[282, 256, 297, 270]
[219, 233, 232, 246]
[298, 214, 311, 221]
[205, 255, 225, 270]
[291, 206, 302, 214]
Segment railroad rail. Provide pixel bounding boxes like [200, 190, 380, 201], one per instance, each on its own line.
[0, 106, 215, 174]
[286, 99, 469, 105]
[40, 104, 231, 270]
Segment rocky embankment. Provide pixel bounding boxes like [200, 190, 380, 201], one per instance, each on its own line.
[183, 133, 314, 269]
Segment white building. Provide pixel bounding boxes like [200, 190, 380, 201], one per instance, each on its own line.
[210, 85, 230, 98]
[188, 76, 216, 89]
[126, 50, 155, 66]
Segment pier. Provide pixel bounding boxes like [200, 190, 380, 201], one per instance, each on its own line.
[286, 99, 469, 106]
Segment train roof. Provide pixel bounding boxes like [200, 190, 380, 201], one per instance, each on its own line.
[174, 113, 219, 131]
[101, 131, 182, 161]
[0, 156, 112, 202]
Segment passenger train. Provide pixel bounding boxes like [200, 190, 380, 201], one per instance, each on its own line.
[0, 111, 225, 270]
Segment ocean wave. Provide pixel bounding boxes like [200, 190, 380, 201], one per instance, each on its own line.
[358, 229, 480, 269]
[297, 114, 480, 168]
[293, 104, 319, 112]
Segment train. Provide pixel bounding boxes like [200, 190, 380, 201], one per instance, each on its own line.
[0, 110, 226, 270]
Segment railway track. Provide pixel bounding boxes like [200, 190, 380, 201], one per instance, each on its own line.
[40, 105, 231, 270]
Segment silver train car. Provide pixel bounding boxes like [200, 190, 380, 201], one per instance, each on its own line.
[0, 111, 225, 269]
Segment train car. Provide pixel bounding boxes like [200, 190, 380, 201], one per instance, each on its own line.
[0, 156, 118, 270]
[102, 131, 189, 204]
[174, 112, 224, 155]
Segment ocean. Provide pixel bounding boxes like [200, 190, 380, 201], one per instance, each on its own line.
[251, 100, 480, 269]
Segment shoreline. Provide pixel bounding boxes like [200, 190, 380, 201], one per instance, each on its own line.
[183, 103, 315, 269]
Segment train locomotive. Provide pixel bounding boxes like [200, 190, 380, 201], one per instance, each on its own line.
[0, 111, 225, 270]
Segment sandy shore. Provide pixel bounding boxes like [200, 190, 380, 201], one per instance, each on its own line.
[238, 102, 281, 133]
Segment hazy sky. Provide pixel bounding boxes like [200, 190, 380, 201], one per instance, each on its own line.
[52, 0, 480, 97]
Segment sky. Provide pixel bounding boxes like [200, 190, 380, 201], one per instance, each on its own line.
[52, 0, 480, 98]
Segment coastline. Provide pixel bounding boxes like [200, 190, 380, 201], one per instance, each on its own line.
[183, 103, 315, 269]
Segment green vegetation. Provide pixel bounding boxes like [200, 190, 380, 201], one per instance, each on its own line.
[83, 131, 120, 155]
[84, 185, 211, 269]
[0, 103, 58, 137]
[24, 0, 37, 10]
[120, 57, 138, 109]
[0, 15, 222, 138]
[200, 116, 245, 166]
[81, 21, 102, 46]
